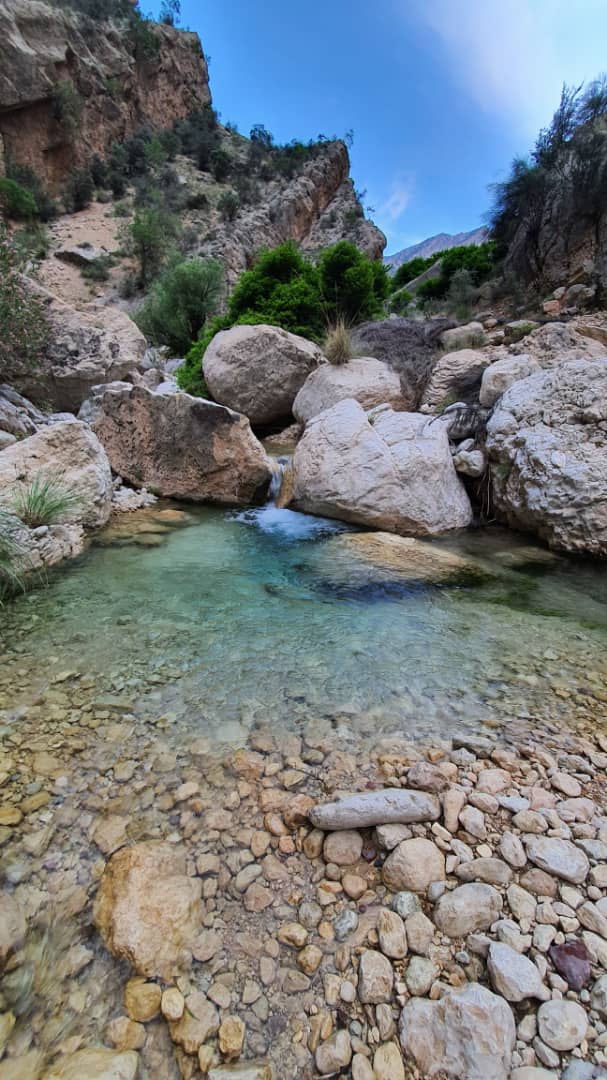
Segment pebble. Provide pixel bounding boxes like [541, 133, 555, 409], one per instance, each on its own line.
[358, 949, 394, 1004]
[537, 999, 589, 1051]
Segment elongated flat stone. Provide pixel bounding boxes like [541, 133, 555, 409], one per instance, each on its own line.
[308, 789, 440, 830]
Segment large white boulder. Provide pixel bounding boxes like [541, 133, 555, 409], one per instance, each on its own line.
[486, 358, 607, 556]
[80, 383, 272, 505]
[422, 348, 490, 409]
[479, 354, 541, 407]
[203, 324, 324, 425]
[0, 419, 112, 528]
[291, 399, 472, 536]
[293, 357, 404, 424]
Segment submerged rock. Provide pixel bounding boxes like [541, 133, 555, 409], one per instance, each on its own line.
[80, 383, 272, 504]
[93, 841, 202, 980]
[203, 323, 324, 426]
[308, 788, 440, 829]
[292, 399, 472, 535]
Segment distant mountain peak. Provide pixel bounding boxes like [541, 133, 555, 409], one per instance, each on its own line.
[384, 227, 489, 271]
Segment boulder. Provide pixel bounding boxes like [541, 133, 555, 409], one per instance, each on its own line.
[42, 1049, 139, 1079]
[399, 982, 515, 1079]
[81, 383, 272, 504]
[486, 358, 607, 556]
[439, 322, 486, 352]
[293, 357, 405, 424]
[422, 348, 490, 409]
[292, 400, 472, 536]
[308, 789, 440, 830]
[203, 324, 324, 426]
[11, 282, 146, 411]
[93, 841, 202, 980]
[479, 354, 541, 407]
[0, 420, 112, 528]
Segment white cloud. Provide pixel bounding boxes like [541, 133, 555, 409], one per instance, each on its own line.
[380, 177, 415, 221]
[408, 0, 607, 135]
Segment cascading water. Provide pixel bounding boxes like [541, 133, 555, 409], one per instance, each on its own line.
[234, 453, 346, 539]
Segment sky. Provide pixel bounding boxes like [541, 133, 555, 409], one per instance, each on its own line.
[157, 0, 607, 255]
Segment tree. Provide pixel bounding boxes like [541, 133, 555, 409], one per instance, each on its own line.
[159, 0, 180, 24]
[318, 240, 388, 322]
[135, 256, 224, 353]
[128, 208, 178, 287]
[218, 190, 240, 222]
[0, 225, 50, 380]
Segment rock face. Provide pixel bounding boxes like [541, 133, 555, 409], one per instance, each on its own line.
[486, 358, 607, 556]
[81, 383, 272, 504]
[5, 283, 147, 412]
[93, 841, 202, 980]
[479, 355, 541, 408]
[399, 982, 516, 1079]
[293, 357, 405, 424]
[422, 348, 490, 409]
[0, 0, 210, 192]
[292, 400, 472, 536]
[0, 419, 112, 528]
[203, 325, 324, 427]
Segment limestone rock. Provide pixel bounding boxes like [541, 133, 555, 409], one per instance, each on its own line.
[358, 949, 394, 1004]
[422, 348, 489, 409]
[486, 358, 607, 555]
[0, 893, 26, 968]
[399, 982, 515, 1079]
[0, 420, 112, 529]
[93, 841, 202, 980]
[479, 354, 541, 408]
[537, 999, 588, 1051]
[524, 835, 590, 884]
[42, 1049, 139, 1079]
[377, 908, 407, 959]
[487, 942, 549, 1002]
[308, 788, 440, 830]
[203, 324, 323, 426]
[292, 400, 472, 536]
[382, 837, 445, 894]
[315, 1029, 352, 1075]
[293, 357, 405, 424]
[323, 830, 362, 866]
[434, 883, 503, 938]
[439, 322, 486, 352]
[81, 383, 271, 505]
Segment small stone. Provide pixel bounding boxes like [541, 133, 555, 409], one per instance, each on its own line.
[124, 979, 161, 1022]
[106, 1016, 146, 1051]
[352, 1053, 374, 1080]
[277, 922, 307, 949]
[382, 838, 445, 894]
[507, 884, 537, 923]
[551, 772, 582, 797]
[524, 836, 589, 884]
[377, 909, 407, 959]
[334, 910, 359, 941]
[315, 1029, 352, 1075]
[442, 787, 467, 832]
[537, 999, 588, 1051]
[549, 940, 592, 990]
[459, 805, 486, 840]
[342, 873, 367, 899]
[298, 945, 323, 974]
[407, 762, 447, 792]
[373, 1041, 405, 1080]
[434, 883, 503, 938]
[0, 806, 22, 826]
[392, 891, 420, 919]
[218, 1016, 245, 1060]
[299, 901, 323, 929]
[192, 930, 223, 962]
[590, 973, 607, 1016]
[499, 832, 527, 869]
[520, 868, 557, 897]
[358, 949, 394, 1004]
[404, 911, 434, 956]
[405, 956, 438, 996]
[161, 987, 185, 1022]
[323, 830, 363, 866]
[487, 942, 549, 1002]
[456, 857, 512, 887]
[244, 883, 273, 913]
[375, 824, 411, 850]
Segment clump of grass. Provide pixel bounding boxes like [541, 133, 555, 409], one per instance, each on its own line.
[11, 473, 82, 528]
[323, 319, 354, 365]
[0, 507, 25, 600]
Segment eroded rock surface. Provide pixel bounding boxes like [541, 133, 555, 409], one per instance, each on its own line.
[293, 357, 405, 424]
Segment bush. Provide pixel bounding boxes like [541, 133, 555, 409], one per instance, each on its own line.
[211, 148, 232, 182]
[127, 207, 179, 287]
[177, 334, 218, 396]
[388, 287, 413, 315]
[323, 319, 354, 364]
[11, 474, 82, 528]
[318, 240, 389, 322]
[446, 268, 476, 319]
[417, 242, 499, 302]
[6, 166, 57, 222]
[51, 80, 82, 138]
[0, 225, 50, 377]
[81, 255, 115, 282]
[90, 153, 109, 188]
[63, 167, 94, 212]
[12, 223, 50, 264]
[135, 256, 224, 354]
[0, 178, 38, 220]
[390, 254, 442, 292]
[218, 190, 240, 222]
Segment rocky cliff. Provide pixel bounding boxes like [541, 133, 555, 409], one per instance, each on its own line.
[0, 0, 210, 191]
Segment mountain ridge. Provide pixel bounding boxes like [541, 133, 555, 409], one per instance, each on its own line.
[384, 226, 489, 271]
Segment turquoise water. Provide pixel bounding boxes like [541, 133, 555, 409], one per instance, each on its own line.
[1, 505, 606, 748]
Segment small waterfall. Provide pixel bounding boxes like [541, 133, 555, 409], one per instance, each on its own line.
[268, 455, 294, 509]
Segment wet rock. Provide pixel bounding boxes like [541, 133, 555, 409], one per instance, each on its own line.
[382, 837, 445, 893]
[42, 1049, 139, 1079]
[399, 982, 515, 1079]
[377, 908, 407, 959]
[308, 788, 440, 829]
[524, 836, 590, 884]
[323, 829, 363, 866]
[93, 841, 202, 980]
[487, 942, 549, 1002]
[358, 949, 394, 1003]
[434, 883, 503, 938]
[537, 999, 588, 1051]
[315, 1029, 352, 1076]
[549, 940, 591, 990]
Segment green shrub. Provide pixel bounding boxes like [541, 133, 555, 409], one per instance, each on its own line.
[318, 240, 389, 322]
[6, 166, 57, 222]
[177, 333, 219, 396]
[0, 225, 50, 376]
[90, 153, 109, 188]
[63, 167, 94, 212]
[211, 148, 232, 182]
[12, 223, 50, 264]
[127, 207, 179, 287]
[390, 254, 443, 292]
[417, 242, 499, 302]
[11, 474, 82, 528]
[446, 267, 477, 319]
[218, 190, 240, 222]
[135, 256, 224, 354]
[388, 287, 413, 314]
[0, 178, 38, 220]
[51, 80, 82, 138]
[81, 255, 115, 282]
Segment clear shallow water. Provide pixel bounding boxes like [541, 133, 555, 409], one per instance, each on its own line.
[1, 505, 606, 749]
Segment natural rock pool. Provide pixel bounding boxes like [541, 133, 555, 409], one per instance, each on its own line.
[1, 505, 606, 1078]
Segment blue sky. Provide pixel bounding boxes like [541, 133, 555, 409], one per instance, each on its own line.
[159, 0, 607, 255]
